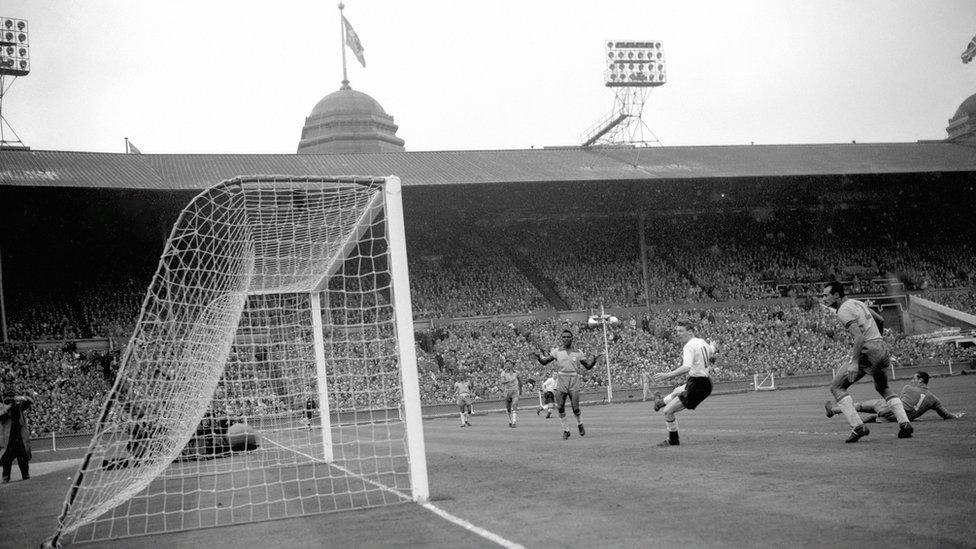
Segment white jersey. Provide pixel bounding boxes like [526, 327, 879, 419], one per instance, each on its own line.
[682, 337, 713, 378]
[542, 377, 557, 393]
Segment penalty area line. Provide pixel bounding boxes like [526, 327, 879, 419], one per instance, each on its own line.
[262, 435, 524, 549]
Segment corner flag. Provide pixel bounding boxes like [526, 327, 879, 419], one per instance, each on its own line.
[342, 15, 366, 68]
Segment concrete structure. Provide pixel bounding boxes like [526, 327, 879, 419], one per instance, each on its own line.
[296, 85, 405, 154]
[946, 92, 976, 141]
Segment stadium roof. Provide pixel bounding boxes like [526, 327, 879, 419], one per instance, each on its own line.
[2, 141, 976, 190]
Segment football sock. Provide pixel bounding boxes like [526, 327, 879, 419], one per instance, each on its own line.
[575, 414, 582, 425]
[666, 419, 679, 445]
[512, 412, 518, 424]
[459, 412, 465, 426]
[887, 396, 910, 424]
[837, 395, 863, 428]
[559, 414, 568, 431]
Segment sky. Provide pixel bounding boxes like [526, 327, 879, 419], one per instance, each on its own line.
[2, 0, 975, 154]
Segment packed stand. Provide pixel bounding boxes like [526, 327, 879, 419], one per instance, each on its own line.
[407, 217, 548, 318]
[0, 344, 114, 435]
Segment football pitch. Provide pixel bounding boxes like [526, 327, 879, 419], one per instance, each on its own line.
[4, 375, 975, 548]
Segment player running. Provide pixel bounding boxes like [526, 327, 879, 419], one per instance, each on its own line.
[453, 375, 474, 428]
[821, 281, 913, 442]
[533, 329, 602, 439]
[651, 320, 715, 447]
[498, 360, 522, 428]
[537, 375, 557, 419]
[825, 370, 965, 423]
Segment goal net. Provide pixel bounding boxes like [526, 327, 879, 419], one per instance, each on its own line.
[49, 175, 428, 545]
[753, 372, 776, 391]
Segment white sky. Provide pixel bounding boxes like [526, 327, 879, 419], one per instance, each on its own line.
[3, 0, 975, 154]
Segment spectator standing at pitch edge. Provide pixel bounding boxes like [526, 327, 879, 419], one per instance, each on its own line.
[821, 281, 913, 442]
[0, 383, 33, 483]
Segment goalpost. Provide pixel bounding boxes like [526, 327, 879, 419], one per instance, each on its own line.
[753, 372, 775, 391]
[48, 175, 428, 545]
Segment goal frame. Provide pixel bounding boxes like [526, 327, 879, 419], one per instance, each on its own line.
[49, 174, 428, 546]
[753, 372, 776, 391]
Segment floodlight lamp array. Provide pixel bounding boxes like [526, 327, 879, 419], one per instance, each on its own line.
[605, 40, 665, 87]
[0, 17, 28, 76]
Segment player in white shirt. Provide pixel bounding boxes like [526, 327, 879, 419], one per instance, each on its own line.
[651, 320, 715, 447]
[537, 375, 557, 419]
[821, 281, 912, 442]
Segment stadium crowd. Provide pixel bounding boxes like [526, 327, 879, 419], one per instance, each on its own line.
[2, 206, 976, 436]
[6, 209, 976, 335]
[2, 299, 974, 436]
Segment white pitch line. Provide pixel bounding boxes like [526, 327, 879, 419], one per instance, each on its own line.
[698, 427, 976, 438]
[419, 501, 525, 549]
[261, 435, 524, 549]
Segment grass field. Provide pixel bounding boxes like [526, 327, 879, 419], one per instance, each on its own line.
[3, 374, 975, 548]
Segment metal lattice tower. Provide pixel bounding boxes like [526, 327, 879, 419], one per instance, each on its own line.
[580, 40, 666, 148]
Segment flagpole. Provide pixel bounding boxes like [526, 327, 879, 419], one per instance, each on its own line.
[124, 136, 129, 154]
[339, 3, 349, 89]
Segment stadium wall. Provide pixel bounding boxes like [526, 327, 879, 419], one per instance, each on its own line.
[908, 294, 976, 332]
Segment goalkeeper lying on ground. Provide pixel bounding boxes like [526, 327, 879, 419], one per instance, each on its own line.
[825, 371, 965, 423]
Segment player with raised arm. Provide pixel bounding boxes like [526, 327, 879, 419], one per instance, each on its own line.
[537, 374, 557, 419]
[499, 360, 522, 428]
[825, 370, 965, 422]
[651, 320, 714, 447]
[533, 329, 602, 439]
[821, 281, 913, 442]
[453, 374, 474, 428]
[653, 339, 719, 412]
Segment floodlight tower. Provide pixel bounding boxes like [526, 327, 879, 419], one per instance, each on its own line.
[580, 40, 666, 147]
[587, 304, 620, 404]
[0, 16, 30, 149]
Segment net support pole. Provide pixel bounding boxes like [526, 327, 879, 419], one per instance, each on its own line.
[309, 291, 334, 463]
[600, 305, 612, 404]
[384, 176, 430, 502]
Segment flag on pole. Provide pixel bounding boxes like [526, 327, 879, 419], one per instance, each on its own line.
[342, 15, 366, 68]
[962, 34, 976, 64]
[127, 140, 142, 154]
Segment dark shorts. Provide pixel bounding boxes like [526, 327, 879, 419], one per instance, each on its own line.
[678, 376, 713, 410]
[543, 391, 555, 405]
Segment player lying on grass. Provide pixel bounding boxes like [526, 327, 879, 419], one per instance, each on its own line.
[825, 371, 965, 423]
[533, 329, 602, 439]
[651, 321, 717, 447]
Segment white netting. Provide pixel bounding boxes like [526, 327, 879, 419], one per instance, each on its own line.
[51, 175, 420, 544]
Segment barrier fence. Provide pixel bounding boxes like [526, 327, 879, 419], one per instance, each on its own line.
[28, 358, 975, 456]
